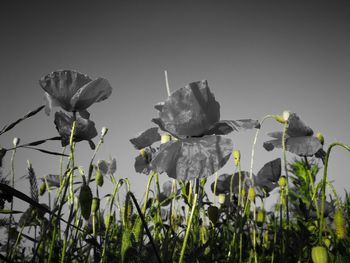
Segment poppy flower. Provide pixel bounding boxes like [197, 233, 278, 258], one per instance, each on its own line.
[40, 70, 112, 116]
[97, 158, 117, 175]
[263, 113, 323, 157]
[131, 80, 258, 180]
[54, 111, 98, 149]
[130, 127, 161, 150]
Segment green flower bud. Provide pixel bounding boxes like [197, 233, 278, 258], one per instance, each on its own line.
[323, 238, 331, 249]
[218, 194, 226, 205]
[161, 134, 171, 144]
[232, 149, 241, 166]
[311, 246, 328, 263]
[334, 209, 345, 239]
[248, 187, 255, 201]
[316, 132, 325, 145]
[39, 182, 46, 196]
[256, 209, 265, 227]
[91, 197, 100, 214]
[95, 168, 104, 187]
[283, 110, 290, 122]
[278, 176, 287, 188]
[139, 148, 147, 159]
[274, 115, 286, 124]
[101, 127, 108, 137]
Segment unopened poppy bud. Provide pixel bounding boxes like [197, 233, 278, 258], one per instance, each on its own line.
[248, 187, 255, 201]
[278, 176, 287, 188]
[274, 115, 286, 124]
[316, 132, 325, 145]
[13, 137, 20, 147]
[311, 246, 328, 263]
[91, 197, 100, 214]
[101, 127, 108, 137]
[139, 148, 147, 158]
[323, 238, 331, 249]
[39, 182, 46, 196]
[79, 184, 93, 220]
[283, 111, 290, 122]
[256, 209, 265, 227]
[218, 194, 226, 205]
[233, 149, 241, 166]
[334, 209, 345, 239]
[95, 168, 104, 187]
[161, 134, 171, 144]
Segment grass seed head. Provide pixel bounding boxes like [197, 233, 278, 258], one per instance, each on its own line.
[334, 209, 346, 239]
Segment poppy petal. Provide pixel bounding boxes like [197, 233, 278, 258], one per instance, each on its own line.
[40, 70, 92, 112]
[287, 113, 314, 137]
[204, 119, 260, 135]
[71, 78, 112, 111]
[264, 136, 322, 156]
[130, 127, 161, 149]
[255, 158, 281, 193]
[151, 135, 233, 180]
[155, 80, 220, 137]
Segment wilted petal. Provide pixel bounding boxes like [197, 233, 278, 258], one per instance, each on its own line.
[205, 119, 260, 135]
[287, 113, 314, 137]
[54, 111, 98, 147]
[40, 70, 92, 112]
[264, 136, 322, 156]
[155, 80, 220, 137]
[130, 127, 161, 149]
[151, 135, 233, 180]
[71, 78, 112, 111]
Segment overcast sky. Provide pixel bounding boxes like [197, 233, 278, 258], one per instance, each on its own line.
[0, 1, 349, 206]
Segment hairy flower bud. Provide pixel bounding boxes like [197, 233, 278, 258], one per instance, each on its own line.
[311, 246, 328, 263]
[316, 132, 325, 145]
[278, 176, 287, 188]
[334, 209, 345, 239]
[248, 187, 256, 201]
[233, 149, 241, 166]
[161, 134, 171, 144]
[39, 182, 46, 196]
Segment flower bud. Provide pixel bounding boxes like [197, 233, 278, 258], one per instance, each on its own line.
[256, 209, 265, 227]
[232, 149, 241, 166]
[323, 238, 331, 249]
[316, 132, 325, 146]
[311, 246, 328, 263]
[101, 127, 108, 137]
[79, 184, 93, 220]
[13, 137, 20, 147]
[91, 197, 100, 214]
[218, 194, 226, 205]
[278, 176, 287, 188]
[161, 134, 171, 144]
[207, 205, 220, 224]
[274, 115, 286, 124]
[248, 187, 256, 201]
[283, 111, 290, 122]
[334, 209, 345, 239]
[39, 182, 46, 196]
[95, 168, 104, 187]
[139, 148, 147, 158]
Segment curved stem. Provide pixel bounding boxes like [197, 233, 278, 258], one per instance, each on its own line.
[319, 142, 350, 243]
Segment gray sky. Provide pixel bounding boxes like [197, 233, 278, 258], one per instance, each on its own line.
[1, 1, 350, 205]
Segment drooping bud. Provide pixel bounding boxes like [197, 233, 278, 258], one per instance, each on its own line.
[79, 184, 93, 220]
[311, 246, 328, 263]
[207, 205, 220, 224]
[39, 182, 46, 196]
[274, 115, 286, 124]
[248, 187, 256, 201]
[323, 238, 331, 249]
[283, 111, 290, 122]
[256, 209, 265, 227]
[161, 133, 171, 144]
[316, 132, 325, 146]
[233, 149, 241, 166]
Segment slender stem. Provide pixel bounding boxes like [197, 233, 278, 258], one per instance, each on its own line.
[281, 122, 290, 226]
[7, 145, 17, 257]
[164, 70, 171, 96]
[319, 142, 350, 243]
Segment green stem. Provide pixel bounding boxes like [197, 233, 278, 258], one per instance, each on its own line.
[7, 145, 17, 257]
[319, 142, 350, 243]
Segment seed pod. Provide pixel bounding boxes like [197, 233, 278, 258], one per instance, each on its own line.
[161, 134, 171, 144]
[278, 176, 287, 188]
[232, 149, 241, 166]
[95, 168, 104, 187]
[79, 184, 93, 220]
[218, 194, 226, 205]
[311, 246, 328, 263]
[248, 187, 255, 201]
[256, 209, 265, 227]
[207, 205, 220, 224]
[91, 197, 100, 214]
[316, 132, 325, 145]
[39, 182, 46, 196]
[334, 209, 345, 239]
